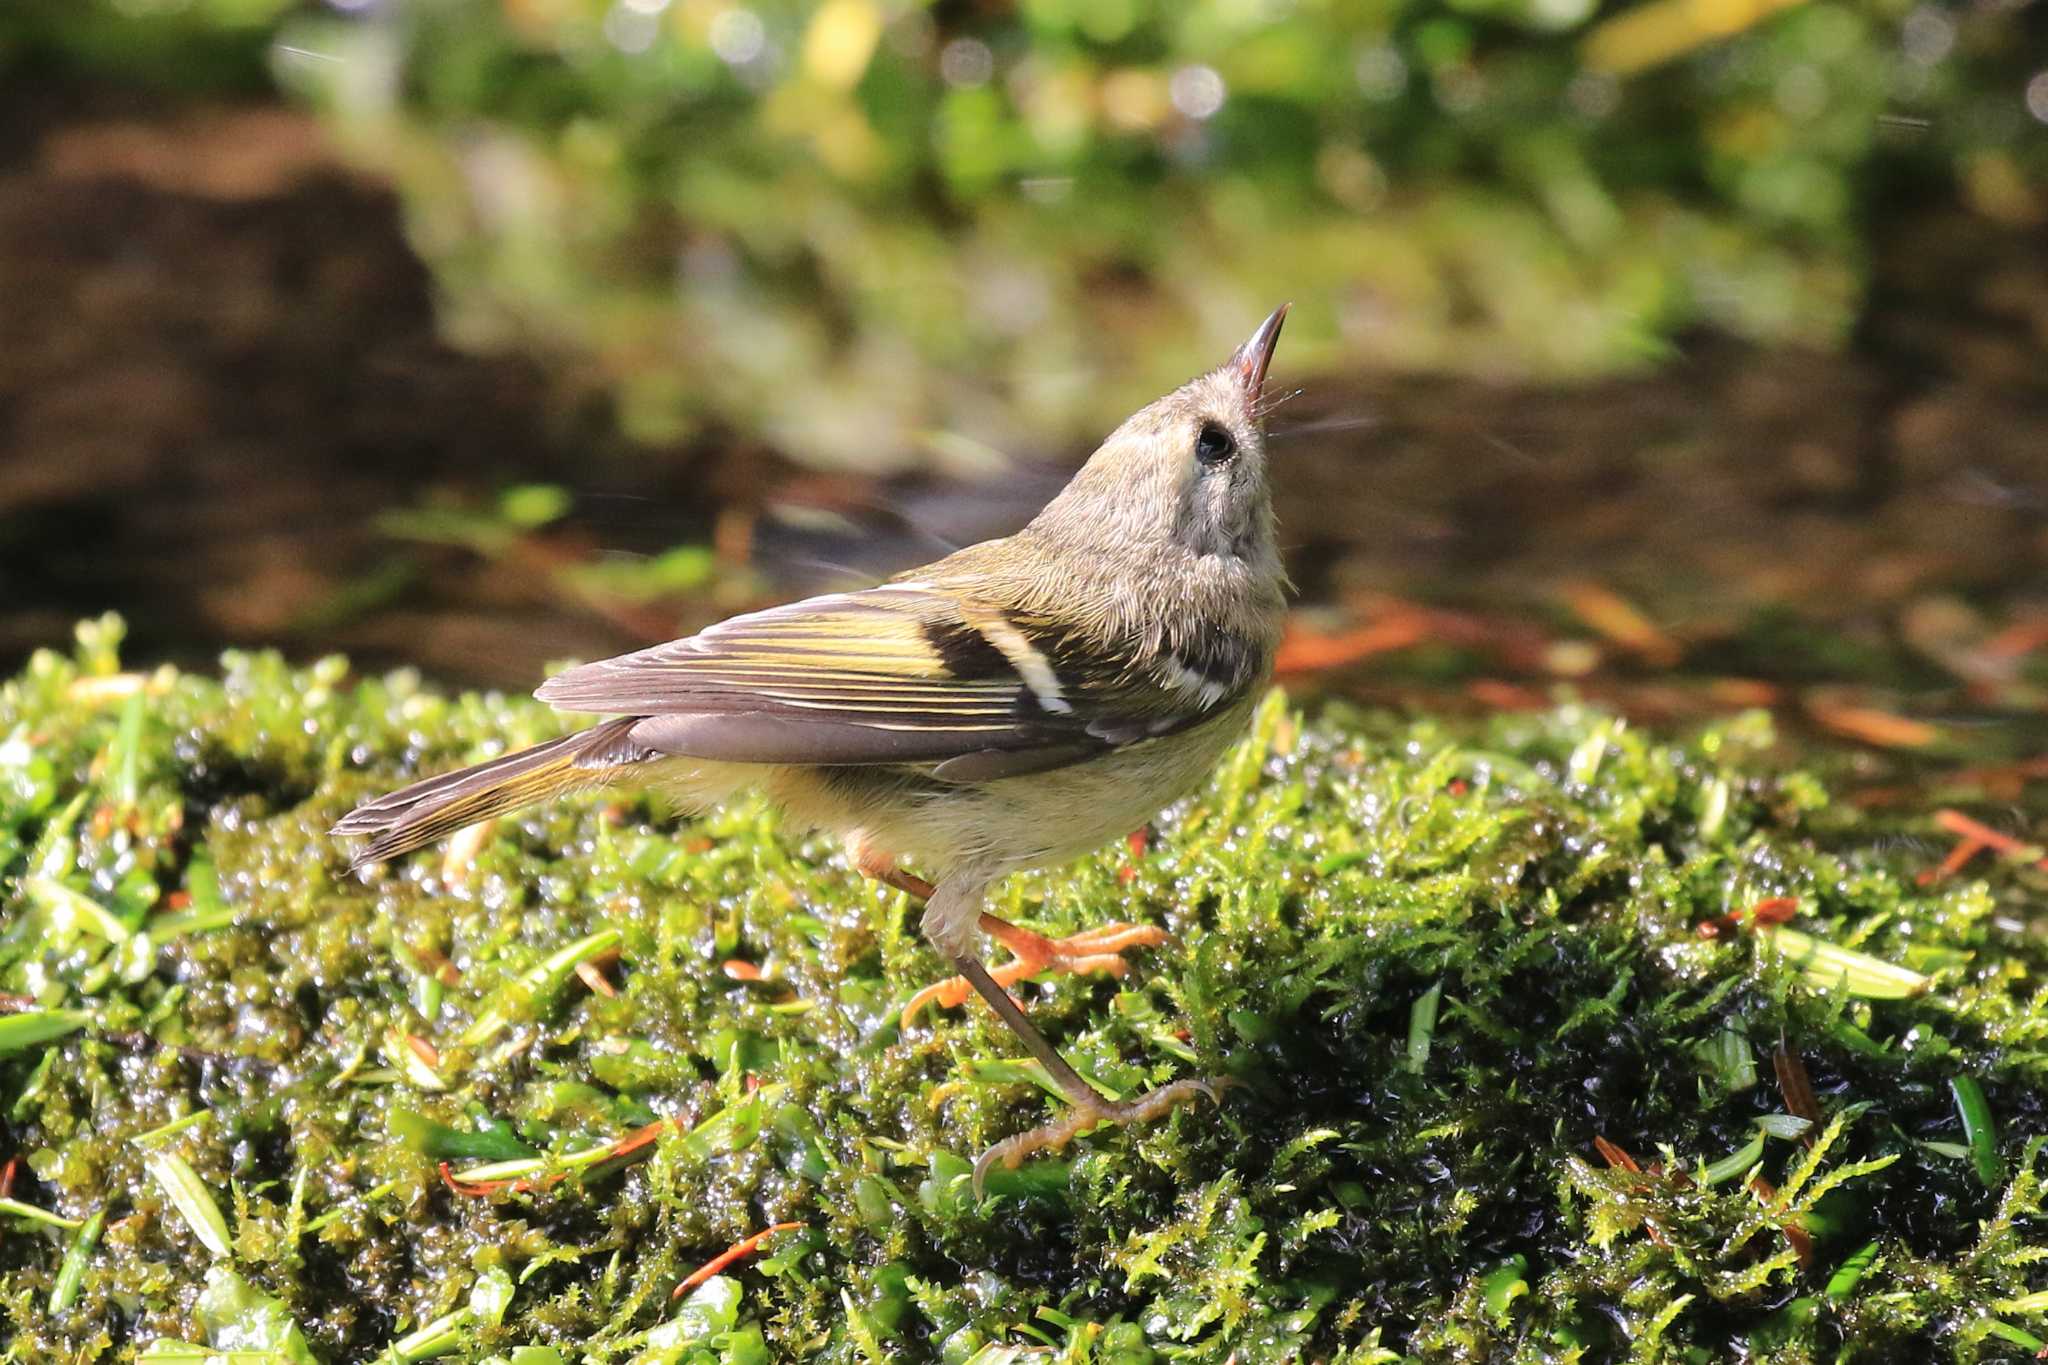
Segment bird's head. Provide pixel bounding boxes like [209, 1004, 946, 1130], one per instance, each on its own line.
[1030, 304, 1291, 572]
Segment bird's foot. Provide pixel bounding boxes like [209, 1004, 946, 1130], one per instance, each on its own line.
[971, 1077, 1224, 1196]
[900, 920, 1168, 1028]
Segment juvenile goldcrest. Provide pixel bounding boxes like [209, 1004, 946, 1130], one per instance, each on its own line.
[335, 305, 1292, 1186]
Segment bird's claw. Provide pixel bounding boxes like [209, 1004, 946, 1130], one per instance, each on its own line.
[970, 1077, 1225, 1197]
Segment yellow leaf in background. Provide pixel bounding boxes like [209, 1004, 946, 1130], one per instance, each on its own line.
[814, 105, 881, 179]
[1584, 0, 1809, 76]
[1100, 69, 1170, 132]
[1964, 151, 2046, 228]
[803, 0, 882, 91]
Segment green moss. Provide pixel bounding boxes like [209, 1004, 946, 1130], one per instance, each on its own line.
[3, 614, 2046, 1362]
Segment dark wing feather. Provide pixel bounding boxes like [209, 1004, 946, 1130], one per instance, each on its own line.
[533, 583, 1257, 777]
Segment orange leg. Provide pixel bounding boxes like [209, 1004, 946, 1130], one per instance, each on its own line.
[853, 842, 1215, 1193]
[851, 843, 1168, 1028]
[899, 915, 1168, 1028]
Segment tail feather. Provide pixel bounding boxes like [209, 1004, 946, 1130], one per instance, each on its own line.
[333, 717, 650, 870]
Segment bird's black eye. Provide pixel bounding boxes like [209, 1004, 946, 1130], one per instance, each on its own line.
[1195, 422, 1237, 467]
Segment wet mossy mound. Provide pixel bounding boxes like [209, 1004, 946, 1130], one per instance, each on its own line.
[2, 616, 2046, 1363]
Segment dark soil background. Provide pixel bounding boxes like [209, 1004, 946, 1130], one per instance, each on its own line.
[3, 78, 2044, 696]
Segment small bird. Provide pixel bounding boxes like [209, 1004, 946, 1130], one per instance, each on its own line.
[334, 305, 1292, 1187]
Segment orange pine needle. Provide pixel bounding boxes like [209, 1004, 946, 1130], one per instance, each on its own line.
[1933, 809, 2048, 870]
[1274, 612, 1431, 676]
[1751, 897, 1799, 928]
[1120, 827, 1148, 884]
[605, 1117, 680, 1162]
[1805, 701, 1939, 750]
[1697, 895, 1799, 939]
[1564, 582, 1682, 667]
[1705, 678, 1782, 708]
[722, 959, 765, 982]
[1466, 678, 1547, 711]
[1593, 1136, 1642, 1173]
[1587, 1138, 1673, 1247]
[671, 1222, 805, 1299]
[438, 1161, 557, 1198]
[439, 1118, 680, 1198]
[1982, 619, 2048, 661]
[1773, 1042, 1821, 1138]
[404, 1034, 441, 1070]
[1918, 837, 1989, 885]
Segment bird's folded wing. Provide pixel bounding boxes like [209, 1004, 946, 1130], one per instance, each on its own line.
[532, 583, 1250, 778]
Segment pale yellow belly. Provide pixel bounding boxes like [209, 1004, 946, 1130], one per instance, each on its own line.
[856, 694, 1257, 877]
[643, 694, 1256, 884]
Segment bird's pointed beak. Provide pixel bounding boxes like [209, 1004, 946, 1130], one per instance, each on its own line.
[1227, 303, 1291, 409]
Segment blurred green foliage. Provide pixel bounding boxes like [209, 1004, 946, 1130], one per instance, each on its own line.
[7, 0, 2046, 465]
[2, 0, 292, 91]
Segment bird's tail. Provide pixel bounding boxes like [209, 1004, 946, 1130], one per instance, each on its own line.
[332, 716, 651, 871]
